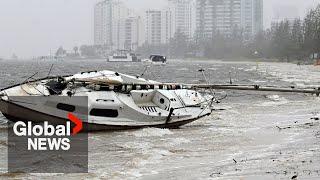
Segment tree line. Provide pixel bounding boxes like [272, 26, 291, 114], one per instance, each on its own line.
[251, 4, 320, 62]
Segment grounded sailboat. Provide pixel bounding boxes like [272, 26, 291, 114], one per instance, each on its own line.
[0, 69, 319, 131]
[0, 70, 214, 131]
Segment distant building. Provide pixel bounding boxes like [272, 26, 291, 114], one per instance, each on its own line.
[196, 0, 263, 39]
[145, 9, 173, 45]
[94, 0, 144, 51]
[94, 2, 104, 46]
[168, 0, 196, 39]
[123, 16, 145, 50]
[196, 0, 242, 38]
[144, 0, 196, 45]
[241, 0, 263, 39]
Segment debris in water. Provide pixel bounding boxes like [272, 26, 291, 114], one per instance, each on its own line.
[276, 126, 292, 131]
[233, 159, 237, 164]
[209, 172, 222, 177]
[304, 122, 314, 127]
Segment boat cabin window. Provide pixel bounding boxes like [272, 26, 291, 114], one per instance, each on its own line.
[90, 109, 118, 117]
[56, 103, 76, 112]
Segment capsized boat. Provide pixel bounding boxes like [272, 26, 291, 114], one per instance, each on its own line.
[0, 70, 214, 131]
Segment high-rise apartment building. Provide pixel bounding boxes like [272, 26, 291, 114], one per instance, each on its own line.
[241, 0, 263, 39]
[94, 1, 109, 46]
[123, 16, 144, 50]
[94, 0, 144, 51]
[145, 9, 173, 45]
[144, 0, 196, 45]
[168, 0, 196, 39]
[196, 0, 263, 39]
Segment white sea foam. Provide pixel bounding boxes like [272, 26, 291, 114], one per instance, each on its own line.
[122, 136, 173, 169]
[177, 68, 189, 71]
[123, 169, 143, 177]
[266, 95, 281, 101]
[118, 169, 158, 179]
[30, 173, 64, 177]
[166, 138, 190, 147]
[208, 67, 217, 71]
[295, 83, 319, 89]
[131, 128, 173, 137]
[250, 80, 267, 83]
[257, 95, 288, 107]
[252, 62, 320, 86]
[243, 67, 257, 72]
[122, 141, 152, 150]
[123, 148, 171, 179]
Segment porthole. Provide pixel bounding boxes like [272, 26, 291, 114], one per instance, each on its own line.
[90, 109, 118, 117]
[56, 103, 75, 112]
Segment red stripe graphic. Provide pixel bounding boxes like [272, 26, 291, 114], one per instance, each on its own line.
[68, 113, 83, 135]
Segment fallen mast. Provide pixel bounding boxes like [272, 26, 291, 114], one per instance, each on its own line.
[72, 79, 320, 95]
[189, 84, 320, 95]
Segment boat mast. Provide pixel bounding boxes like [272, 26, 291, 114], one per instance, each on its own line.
[71, 79, 320, 96]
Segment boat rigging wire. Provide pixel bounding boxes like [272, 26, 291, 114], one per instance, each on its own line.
[23, 72, 39, 84]
[47, 63, 54, 77]
[197, 68, 217, 117]
[139, 65, 150, 78]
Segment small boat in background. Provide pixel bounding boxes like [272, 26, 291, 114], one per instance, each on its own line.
[142, 55, 167, 65]
[150, 55, 167, 65]
[107, 50, 140, 62]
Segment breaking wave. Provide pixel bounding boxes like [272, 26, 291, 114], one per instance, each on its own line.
[122, 141, 152, 150]
[266, 95, 282, 101]
[166, 138, 190, 147]
[130, 128, 173, 137]
[256, 95, 288, 107]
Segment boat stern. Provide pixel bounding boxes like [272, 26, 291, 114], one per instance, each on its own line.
[0, 90, 10, 118]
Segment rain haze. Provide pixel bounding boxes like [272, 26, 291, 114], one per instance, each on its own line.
[1, 0, 320, 179]
[0, 0, 318, 58]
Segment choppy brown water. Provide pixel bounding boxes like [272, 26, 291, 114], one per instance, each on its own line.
[0, 59, 320, 179]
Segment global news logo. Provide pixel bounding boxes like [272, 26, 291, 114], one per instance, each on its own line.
[12, 113, 83, 151]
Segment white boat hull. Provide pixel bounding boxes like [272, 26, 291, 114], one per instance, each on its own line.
[0, 99, 210, 131]
[0, 70, 213, 131]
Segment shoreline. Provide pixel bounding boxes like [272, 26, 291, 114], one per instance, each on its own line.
[1, 56, 316, 66]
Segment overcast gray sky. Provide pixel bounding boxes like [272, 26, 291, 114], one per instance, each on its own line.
[0, 0, 318, 58]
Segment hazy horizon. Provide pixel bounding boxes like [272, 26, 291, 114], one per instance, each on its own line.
[0, 0, 318, 58]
